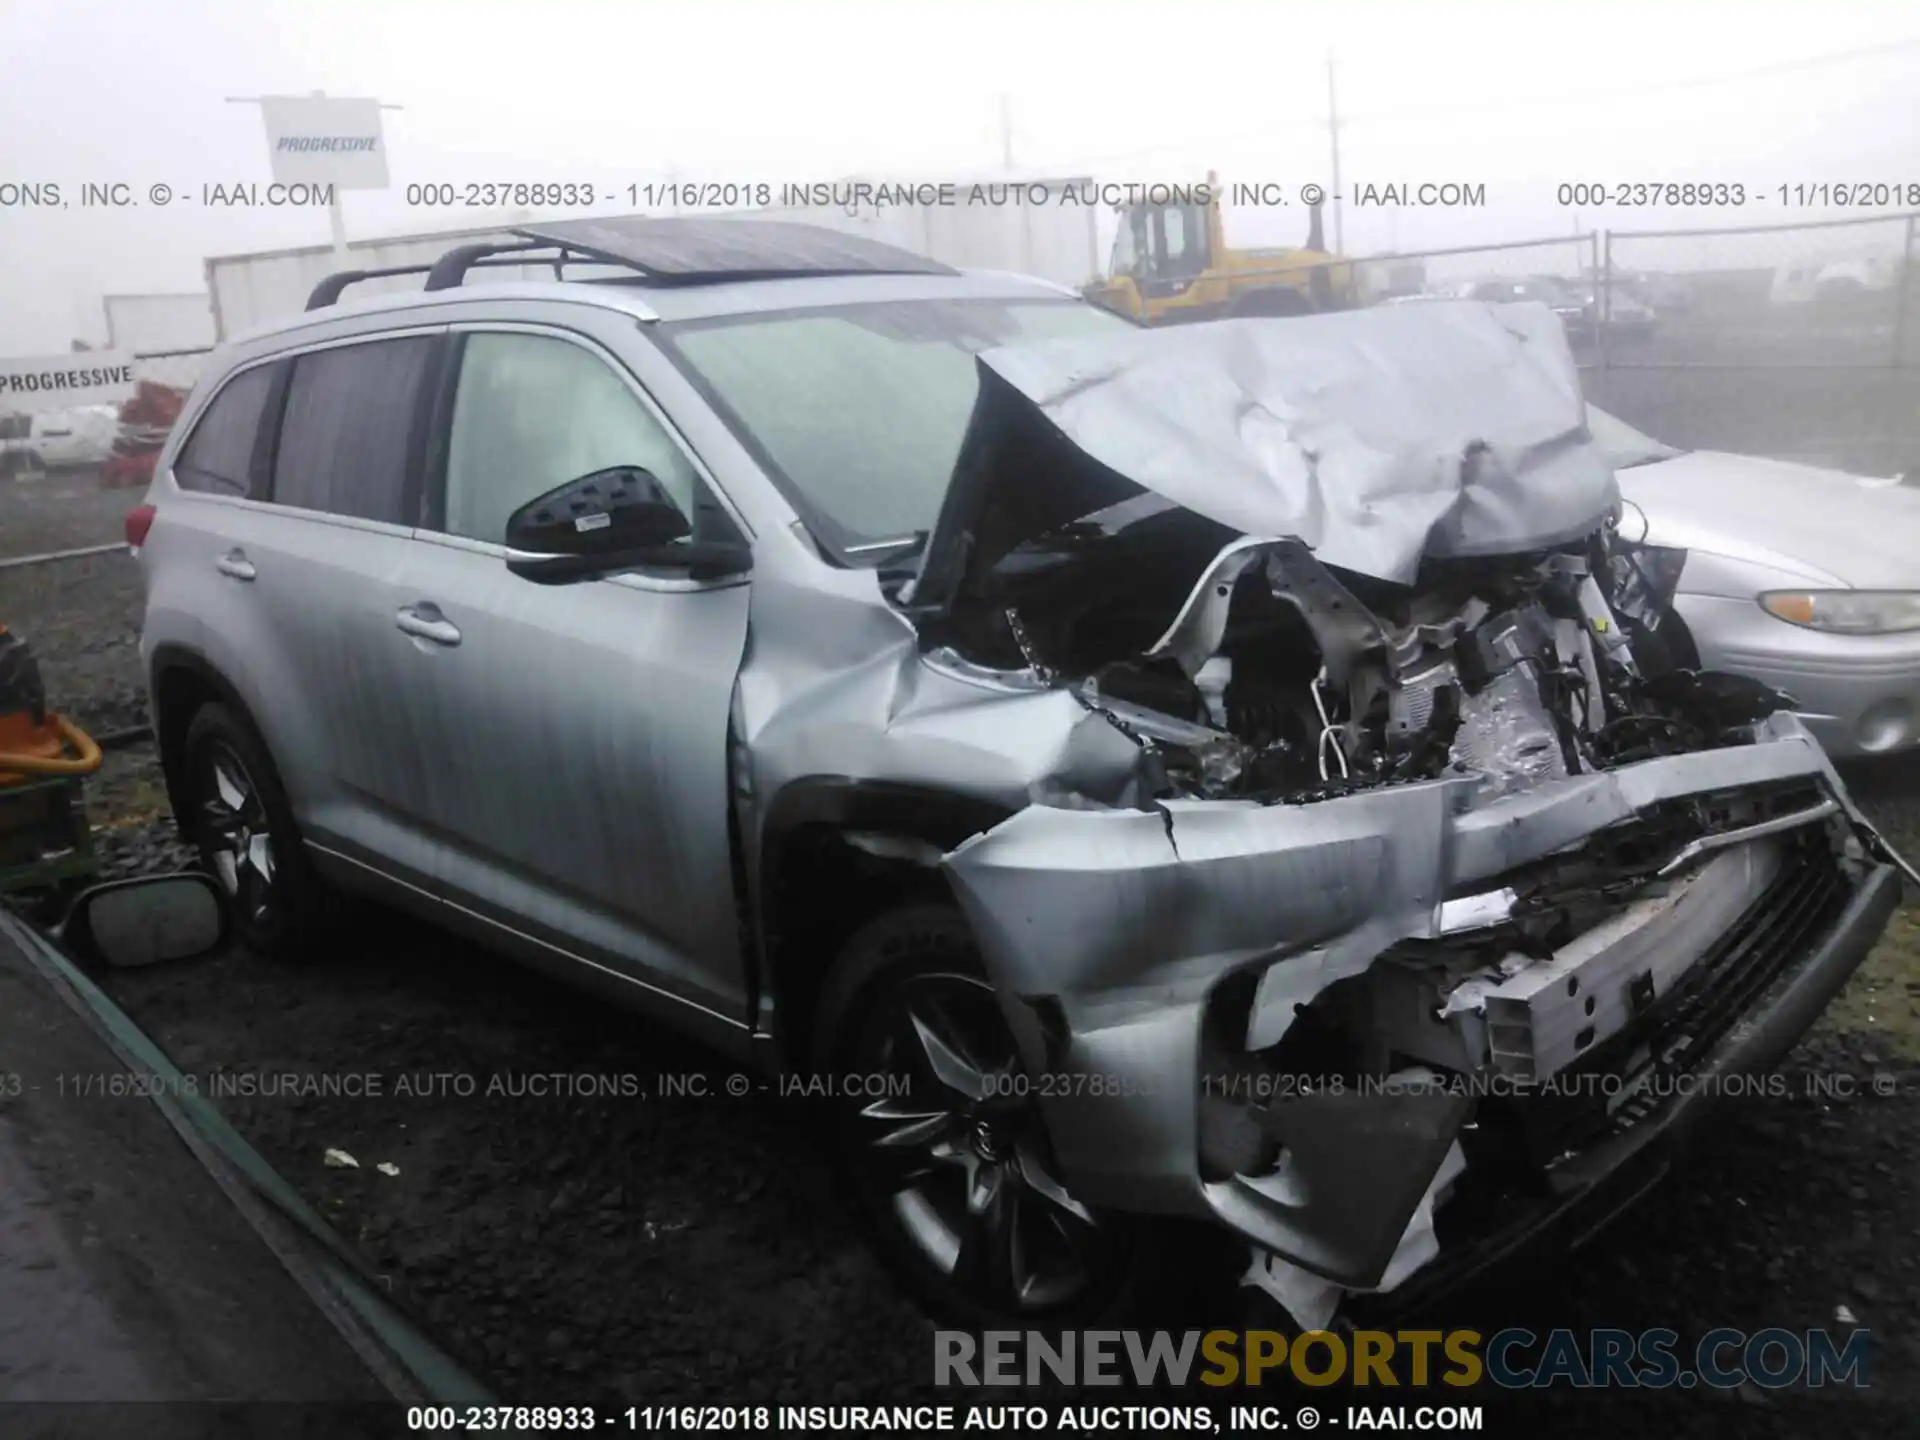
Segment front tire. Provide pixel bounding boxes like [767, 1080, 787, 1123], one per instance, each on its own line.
[814, 903, 1147, 1326]
[179, 702, 327, 957]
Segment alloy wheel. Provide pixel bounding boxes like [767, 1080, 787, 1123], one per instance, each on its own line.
[196, 742, 277, 926]
[849, 970, 1111, 1314]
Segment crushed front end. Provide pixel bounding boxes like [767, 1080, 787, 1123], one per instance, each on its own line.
[936, 550, 1907, 1325]
[901, 302, 1912, 1325]
[944, 721, 1902, 1326]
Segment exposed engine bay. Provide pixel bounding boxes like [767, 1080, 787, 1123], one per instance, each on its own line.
[922, 496, 1777, 809]
[900, 298, 1813, 815]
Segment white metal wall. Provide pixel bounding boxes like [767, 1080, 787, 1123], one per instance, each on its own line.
[207, 223, 540, 340]
[103, 293, 218, 354]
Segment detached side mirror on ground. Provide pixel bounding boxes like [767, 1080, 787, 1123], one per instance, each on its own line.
[503, 465, 750, 584]
[60, 871, 230, 968]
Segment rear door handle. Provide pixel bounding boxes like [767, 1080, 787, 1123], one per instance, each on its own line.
[216, 550, 256, 581]
[395, 602, 462, 647]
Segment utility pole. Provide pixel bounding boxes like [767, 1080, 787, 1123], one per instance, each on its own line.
[1326, 53, 1344, 254]
[317, 92, 352, 266]
[999, 93, 1015, 172]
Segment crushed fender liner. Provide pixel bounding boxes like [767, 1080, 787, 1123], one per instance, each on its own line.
[940, 712, 1908, 1315]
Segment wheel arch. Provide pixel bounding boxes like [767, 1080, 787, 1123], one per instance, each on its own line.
[753, 778, 1016, 1065]
[149, 643, 265, 841]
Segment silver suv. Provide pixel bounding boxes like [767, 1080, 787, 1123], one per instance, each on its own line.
[133, 217, 1909, 1329]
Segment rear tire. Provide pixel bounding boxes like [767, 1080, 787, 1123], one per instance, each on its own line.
[813, 903, 1153, 1327]
[179, 702, 328, 958]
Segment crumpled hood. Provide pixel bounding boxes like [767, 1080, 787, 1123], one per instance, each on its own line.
[911, 300, 1620, 613]
[1618, 449, 1920, 591]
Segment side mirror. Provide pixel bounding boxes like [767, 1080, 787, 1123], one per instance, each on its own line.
[505, 465, 691, 555]
[60, 872, 230, 968]
[502, 466, 750, 584]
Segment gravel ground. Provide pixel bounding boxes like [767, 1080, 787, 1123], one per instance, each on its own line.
[4, 469, 1918, 1435]
[0, 467, 139, 561]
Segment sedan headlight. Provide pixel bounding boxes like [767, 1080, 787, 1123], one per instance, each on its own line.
[1760, 590, 1920, 634]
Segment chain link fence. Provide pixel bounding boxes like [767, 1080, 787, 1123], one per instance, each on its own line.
[1349, 233, 1600, 312]
[1599, 211, 1918, 370]
[1587, 211, 1920, 476]
[1322, 215, 1919, 477]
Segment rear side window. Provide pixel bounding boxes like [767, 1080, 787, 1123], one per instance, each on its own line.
[271, 336, 433, 523]
[174, 365, 275, 497]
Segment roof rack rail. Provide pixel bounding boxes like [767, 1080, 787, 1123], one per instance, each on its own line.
[302, 215, 957, 312]
[423, 238, 555, 291]
[304, 244, 580, 311]
[306, 264, 432, 310]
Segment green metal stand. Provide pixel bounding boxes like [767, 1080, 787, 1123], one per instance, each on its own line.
[0, 772, 100, 896]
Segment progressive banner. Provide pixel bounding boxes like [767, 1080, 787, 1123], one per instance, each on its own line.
[0, 352, 137, 414]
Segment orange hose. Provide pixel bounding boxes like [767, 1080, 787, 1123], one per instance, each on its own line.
[0, 714, 102, 777]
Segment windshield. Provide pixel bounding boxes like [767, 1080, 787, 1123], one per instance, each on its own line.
[1586, 403, 1682, 469]
[663, 297, 1134, 557]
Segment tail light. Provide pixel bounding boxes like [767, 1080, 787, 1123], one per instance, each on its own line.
[125, 503, 156, 550]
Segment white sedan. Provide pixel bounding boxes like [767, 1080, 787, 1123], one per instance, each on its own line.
[1590, 405, 1920, 756]
[1, 406, 117, 473]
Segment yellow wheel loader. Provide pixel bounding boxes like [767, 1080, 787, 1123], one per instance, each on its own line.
[1083, 178, 1359, 324]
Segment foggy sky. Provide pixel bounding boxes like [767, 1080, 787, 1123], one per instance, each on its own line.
[2, 0, 1916, 352]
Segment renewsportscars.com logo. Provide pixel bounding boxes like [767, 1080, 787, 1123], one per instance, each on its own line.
[935, 1327, 1873, 1390]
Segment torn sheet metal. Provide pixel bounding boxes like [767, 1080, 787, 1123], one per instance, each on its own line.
[1243, 1139, 1469, 1330]
[714, 281, 1918, 1308]
[938, 711, 1887, 1279]
[1477, 839, 1784, 1080]
[913, 300, 1618, 612]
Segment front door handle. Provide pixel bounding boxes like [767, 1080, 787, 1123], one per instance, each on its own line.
[216, 549, 256, 581]
[395, 602, 462, 647]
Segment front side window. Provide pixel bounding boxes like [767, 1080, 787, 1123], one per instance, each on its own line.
[271, 336, 434, 523]
[175, 364, 275, 497]
[1152, 205, 1182, 264]
[1147, 205, 1209, 279]
[1152, 206, 1189, 273]
[438, 333, 706, 547]
[1110, 221, 1138, 278]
